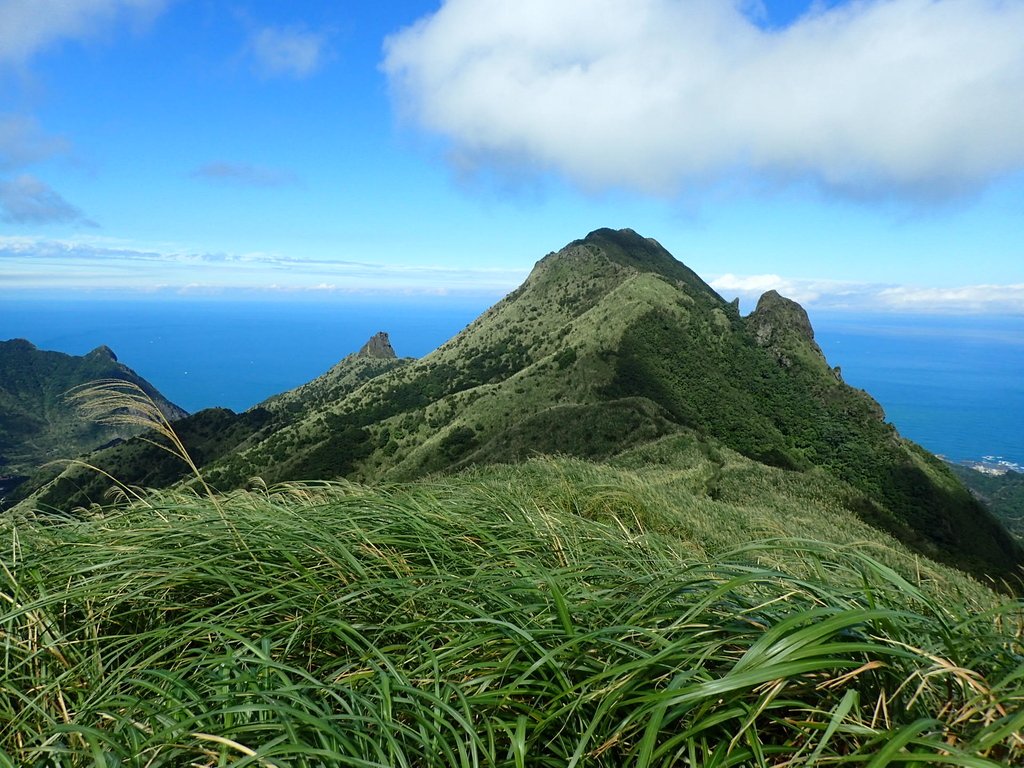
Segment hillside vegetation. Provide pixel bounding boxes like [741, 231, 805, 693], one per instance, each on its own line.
[953, 465, 1024, 541]
[3, 338, 407, 512]
[0, 340, 186, 483]
[3, 460, 1023, 767]
[18, 229, 1022, 583]
[4, 228, 1024, 765]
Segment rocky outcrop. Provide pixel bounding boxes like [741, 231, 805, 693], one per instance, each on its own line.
[357, 332, 397, 359]
[746, 290, 824, 367]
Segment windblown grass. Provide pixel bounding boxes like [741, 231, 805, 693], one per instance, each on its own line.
[63, 379, 216, 505]
[2, 470, 1022, 767]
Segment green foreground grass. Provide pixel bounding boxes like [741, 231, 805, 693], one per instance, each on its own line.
[2, 461, 1023, 767]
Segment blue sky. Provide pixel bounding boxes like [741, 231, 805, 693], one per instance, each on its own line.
[1, 0, 1023, 313]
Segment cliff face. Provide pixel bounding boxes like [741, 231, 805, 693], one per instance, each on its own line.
[357, 332, 397, 359]
[747, 291, 822, 359]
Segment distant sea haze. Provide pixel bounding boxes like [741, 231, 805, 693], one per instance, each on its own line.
[2, 298, 1021, 471]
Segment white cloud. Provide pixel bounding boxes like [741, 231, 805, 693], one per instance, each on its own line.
[712, 272, 1024, 314]
[248, 25, 328, 79]
[192, 161, 299, 187]
[876, 284, 1024, 314]
[0, 0, 168, 65]
[0, 235, 527, 294]
[711, 272, 857, 305]
[0, 174, 93, 225]
[712, 273, 790, 296]
[384, 0, 1024, 198]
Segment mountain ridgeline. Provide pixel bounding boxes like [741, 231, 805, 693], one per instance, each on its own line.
[0, 339, 186, 494]
[17, 229, 1023, 583]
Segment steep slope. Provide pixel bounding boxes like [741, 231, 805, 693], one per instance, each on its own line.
[0, 339, 186, 482]
[18, 230, 1023, 582]
[260, 331, 406, 421]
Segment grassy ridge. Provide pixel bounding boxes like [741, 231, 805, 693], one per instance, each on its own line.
[3, 462, 1022, 767]
[15, 230, 1021, 585]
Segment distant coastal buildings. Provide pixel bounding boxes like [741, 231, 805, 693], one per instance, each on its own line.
[963, 456, 1023, 476]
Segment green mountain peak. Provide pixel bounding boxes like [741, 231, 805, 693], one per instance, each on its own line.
[16, 229, 1024, 584]
[87, 344, 119, 362]
[572, 227, 725, 302]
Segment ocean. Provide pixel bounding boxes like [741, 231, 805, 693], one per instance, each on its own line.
[812, 311, 1024, 471]
[2, 297, 1021, 470]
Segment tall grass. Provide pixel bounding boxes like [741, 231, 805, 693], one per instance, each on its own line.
[63, 379, 216, 505]
[2, 472, 1022, 767]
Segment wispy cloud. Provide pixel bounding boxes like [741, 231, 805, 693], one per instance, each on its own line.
[0, 0, 169, 66]
[875, 284, 1024, 314]
[711, 273, 1024, 315]
[0, 1, 165, 224]
[247, 25, 329, 79]
[384, 0, 1024, 200]
[192, 161, 299, 187]
[0, 174, 94, 225]
[0, 236, 526, 295]
[0, 115, 71, 169]
[4, 234, 1020, 312]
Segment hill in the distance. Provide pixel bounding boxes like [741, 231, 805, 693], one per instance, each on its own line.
[0, 339, 186, 500]
[17, 229, 1024, 584]
[952, 464, 1024, 541]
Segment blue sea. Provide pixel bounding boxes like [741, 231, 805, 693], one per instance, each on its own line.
[811, 311, 1023, 471]
[2, 297, 1021, 470]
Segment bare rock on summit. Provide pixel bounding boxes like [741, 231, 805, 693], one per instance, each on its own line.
[746, 290, 824, 367]
[357, 332, 397, 359]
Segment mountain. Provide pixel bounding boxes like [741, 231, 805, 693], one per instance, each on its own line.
[0, 339, 186, 500]
[4, 332, 410, 510]
[16, 229, 1023, 583]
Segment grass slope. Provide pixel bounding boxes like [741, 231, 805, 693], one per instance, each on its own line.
[3, 459, 1022, 767]
[15, 229, 1023, 582]
[206, 230, 1021, 581]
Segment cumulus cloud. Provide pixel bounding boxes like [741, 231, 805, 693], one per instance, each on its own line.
[712, 273, 793, 297]
[0, 0, 168, 65]
[0, 174, 93, 225]
[247, 25, 329, 78]
[712, 272, 863, 306]
[192, 161, 299, 187]
[383, 0, 1024, 198]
